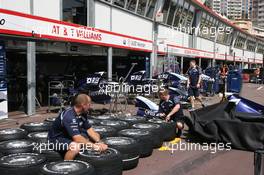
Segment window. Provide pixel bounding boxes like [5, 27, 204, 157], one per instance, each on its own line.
[257, 43, 264, 54]
[162, 0, 171, 23]
[173, 0, 184, 27]
[179, 1, 190, 28]
[246, 39, 256, 51]
[208, 17, 216, 40]
[226, 26, 233, 45]
[234, 34, 246, 49]
[63, 0, 87, 25]
[167, 0, 178, 25]
[137, 0, 155, 16]
[185, 5, 194, 29]
[222, 27, 230, 43]
[145, 0, 157, 18]
[137, 0, 147, 16]
[216, 23, 225, 43]
[199, 13, 209, 38]
[204, 15, 211, 38]
[127, 0, 137, 12]
[113, 0, 126, 8]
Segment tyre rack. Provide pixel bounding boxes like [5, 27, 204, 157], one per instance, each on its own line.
[48, 80, 74, 113]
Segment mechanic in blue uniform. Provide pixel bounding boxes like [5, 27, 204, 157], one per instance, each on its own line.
[158, 89, 185, 137]
[48, 94, 108, 160]
[187, 60, 204, 110]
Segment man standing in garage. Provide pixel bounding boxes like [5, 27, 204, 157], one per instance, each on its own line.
[158, 89, 186, 137]
[260, 67, 264, 84]
[187, 60, 204, 110]
[48, 94, 108, 160]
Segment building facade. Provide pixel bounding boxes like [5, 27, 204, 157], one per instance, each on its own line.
[211, 0, 252, 20]
[253, 26, 264, 39]
[211, 0, 221, 15]
[252, 0, 264, 28]
[242, 0, 253, 19]
[226, 0, 242, 20]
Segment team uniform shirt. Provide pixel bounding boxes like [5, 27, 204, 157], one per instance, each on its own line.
[48, 107, 91, 141]
[187, 66, 202, 88]
[158, 95, 184, 120]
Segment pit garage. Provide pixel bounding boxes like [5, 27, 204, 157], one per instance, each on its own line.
[5, 40, 150, 112]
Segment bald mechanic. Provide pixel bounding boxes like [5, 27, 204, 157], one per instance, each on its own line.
[48, 94, 108, 160]
[158, 89, 185, 137]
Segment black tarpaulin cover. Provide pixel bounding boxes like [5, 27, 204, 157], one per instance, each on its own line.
[190, 102, 264, 151]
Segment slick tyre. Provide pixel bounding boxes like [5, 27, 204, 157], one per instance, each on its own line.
[0, 153, 46, 175]
[102, 137, 140, 170]
[77, 148, 122, 175]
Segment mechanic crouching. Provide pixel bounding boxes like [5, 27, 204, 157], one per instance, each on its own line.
[158, 89, 185, 138]
[48, 94, 108, 160]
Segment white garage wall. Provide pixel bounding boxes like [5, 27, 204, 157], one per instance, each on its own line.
[244, 51, 254, 59]
[196, 37, 214, 52]
[111, 8, 153, 40]
[95, 1, 153, 40]
[94, 2, 111, 31]
[256, 53, 263, 60]
[232, 48, 243, 57]
[158, 25, 190, 47]
[33, 0, 61, 20]
[0, 0, 30, 14]
[216, 43, 229, 55]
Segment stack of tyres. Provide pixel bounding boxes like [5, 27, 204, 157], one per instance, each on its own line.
[91, 125, 118, 138]
[44, 118, 56, 123]
[21, 122, 52, 133]
[28, 132, 48, 143]
[0, 128, 59, 163]
[0, 139, 34, 155]
[118, 129, 153, 158]
[0, 128, 27, 142]
[77, 148, 123, 175]
[27, 131, 63, 162]
[40, 160, 95, 175]
[0, 153, 47, 175]
[100, 120, 130, 132]
[147, 118, 176, 141]
[102, 137, 140, 170]
[132, 123, 164, 148]
[91, 115, 116, 121]
[88, 118, 101, 126]
[117, 116, 147, 126]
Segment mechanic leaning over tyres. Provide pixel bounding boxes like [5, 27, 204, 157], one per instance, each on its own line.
[158, 89, 185, 138]
[48, 94, 108, 160]
[187, 60, 205, 110]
